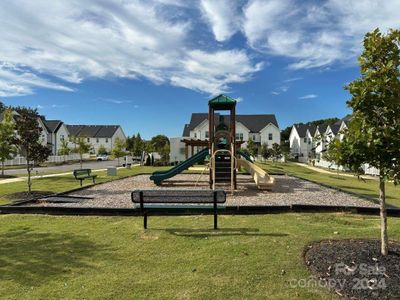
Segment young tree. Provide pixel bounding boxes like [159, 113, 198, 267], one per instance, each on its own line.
[0, 101, 5, 113]
[14, 107, 51, 195]
[112, 137, 126, 166]
[133, 133, 144, 156]
[271, 143, 282, 161]
[159, 143, 170, 166]
[97, 144, 108, 155]
[58, 139, 70, 162]
[246, 139, 258, 157]
[0, 109, 17, 175]
[339, 29, 400, 255]
[74, 137, 91, 169]
[260, 143, 272, 160]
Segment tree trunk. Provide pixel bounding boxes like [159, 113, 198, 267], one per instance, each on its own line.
[379, 174, 388, 256]
[27, 163, 32, 196]
[80, 153, 83, 169]
[1, 160, 4, 176]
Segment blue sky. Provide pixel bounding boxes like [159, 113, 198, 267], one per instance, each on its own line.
[0, 0, 399, 139]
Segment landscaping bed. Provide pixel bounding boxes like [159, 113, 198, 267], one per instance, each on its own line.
[304, 239, 400, 299]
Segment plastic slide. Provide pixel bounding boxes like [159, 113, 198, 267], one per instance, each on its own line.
[236, 149, 254, 162]
[150, 148, 209, 185]
[237, 159, 275, 190]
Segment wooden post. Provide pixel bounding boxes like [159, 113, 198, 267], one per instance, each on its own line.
[213, 191, 218, 229]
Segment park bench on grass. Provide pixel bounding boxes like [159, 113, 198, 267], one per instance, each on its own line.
[131, 189, 226, 229]
[73, 169, 98, 187]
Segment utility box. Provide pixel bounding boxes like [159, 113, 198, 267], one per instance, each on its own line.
[107, 167, 117, 176]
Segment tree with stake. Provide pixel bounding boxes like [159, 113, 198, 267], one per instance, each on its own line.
[14, 107, 51, 195]
[337, 29, 400, 256]
[112, 137, 126, 166]
[0, 109, 17, 176]
[74, 137, 91, 169]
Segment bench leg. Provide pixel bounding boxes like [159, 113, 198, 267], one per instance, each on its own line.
[144, 213, 148, 229]
[93, 177, 96, 184]
[213, 203, 218, 230]
[80, 179, 83, 187]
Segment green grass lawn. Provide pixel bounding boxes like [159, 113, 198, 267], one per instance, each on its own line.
[260, 161, 400, 207]
[0, 166, 170, 205]
[1, 213, 399, 299]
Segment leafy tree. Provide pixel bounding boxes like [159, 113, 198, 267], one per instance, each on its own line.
[74, 137, 91, 169]
[151, 134, 169, 153]
[112, 137, 126, 166]
[126, 134, 134, 153]
[97, 144, 108, 155]
[58, 139, 70, 162]
[246, 138, 258, 157]
[14, 107, 51, 195]
[159, 143, 170, 165]
[0, 109, 17, 175]
[260, 143, 272, 160]
[133, 133, 144, 156]
[0, 101, 5, 113]
[337, 28, 400, 255]
[270, 143, 282, 161]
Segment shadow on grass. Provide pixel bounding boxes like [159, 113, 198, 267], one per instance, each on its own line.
[165, 227, 289, 238]
[0, 229, 113, 286]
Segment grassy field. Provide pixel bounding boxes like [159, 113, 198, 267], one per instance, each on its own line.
[260, 161, 400, 207]
[1, 213, 399, 299]
[0, 166, 169, 205]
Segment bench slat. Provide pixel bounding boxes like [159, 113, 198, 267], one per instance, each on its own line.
[131, 189, 226, 204]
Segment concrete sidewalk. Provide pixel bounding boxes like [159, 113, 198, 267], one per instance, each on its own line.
[0, 164, 140, 185]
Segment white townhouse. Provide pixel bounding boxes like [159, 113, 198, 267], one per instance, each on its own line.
[170, 113, 280, 163]
[66, 125, 126, 154]
[289, 116, 352, 164]
[42, 120, 69, 155]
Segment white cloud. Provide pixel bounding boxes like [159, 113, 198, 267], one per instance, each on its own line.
[199, 0, 241, 42]
[299, 94, 318, 99]
[241, 0, 400, 69]
[0, 0, 262, 96]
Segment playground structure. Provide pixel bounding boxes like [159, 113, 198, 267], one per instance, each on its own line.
[150, 94, 274, 191]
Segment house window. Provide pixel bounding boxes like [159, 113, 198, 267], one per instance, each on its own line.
[205, 131, 209, 138]
[194, 133, 197, 138]
[96, 138, 99, 143]
[105, 138, 109, 143]
[268, 133, 273, 141]
[252, 135, 256, 141]
[60, 135, 65, 141]
[87, 138, 90, 142]
[304, 137, 307, 143]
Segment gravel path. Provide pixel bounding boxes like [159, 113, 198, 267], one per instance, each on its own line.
[32, 174, 379, 208]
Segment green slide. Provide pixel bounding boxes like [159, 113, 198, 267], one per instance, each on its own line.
[237, 149, 254, 162]
[150, 148, 209, 185]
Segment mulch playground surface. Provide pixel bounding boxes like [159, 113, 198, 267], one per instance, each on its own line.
[304, 239, 400, 299]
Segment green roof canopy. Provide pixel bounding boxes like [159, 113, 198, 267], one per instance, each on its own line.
[208, 94, 237, 110]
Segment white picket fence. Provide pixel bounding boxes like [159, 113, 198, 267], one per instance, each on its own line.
[4, 153, 90, 166]
[314, 159, 379, 176]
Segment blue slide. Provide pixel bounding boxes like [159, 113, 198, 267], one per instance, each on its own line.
[150, 148, 209, 185]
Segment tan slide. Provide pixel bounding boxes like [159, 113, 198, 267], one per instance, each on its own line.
[237, 159, 275, 190]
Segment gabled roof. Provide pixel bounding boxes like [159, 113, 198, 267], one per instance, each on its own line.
[316, 124, 328, 135]
[208, 94, 236, 109]
[66, 125, 120, 138]
[307, 125, 317, 136]
[184, 113, 279, 134]
[43, 120, 63, 133]
[236, 114, 279, 132]
[328, 124, 341, 135]
[293, 124, 309, 138]
[182, 124, 190, 137]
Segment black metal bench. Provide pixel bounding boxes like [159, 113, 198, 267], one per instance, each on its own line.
[73, 169, 98, 187]
[131, 189, 226, 229]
